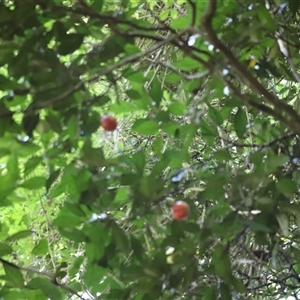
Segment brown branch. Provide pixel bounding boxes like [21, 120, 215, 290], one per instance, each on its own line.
[0, 258, 85, 299]
[0, 29, 188, 119]
[200, 0, 300, 133]
[229, 133, 296, 148]
[223, 78, 300, 134]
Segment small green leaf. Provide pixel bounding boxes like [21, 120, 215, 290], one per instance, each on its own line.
[1, 260, 24, 288]
[220, 282, 232, 300]
[295, 212, 300, 234]
[84, 264, 107, 288]
[200, 120, 215, 146]
[132, 119, 160, 135]
[32, 239, 49, 256]
[53, 208, 83, 228]
[234, 108, 247, 138]
[173, 57, 203, 71]
[276, 178, 297, 194]
[81, 111, 101, 136]
[0, 243, 13, 256]
[168, 102, 186, 115]
[24, 156, 42, 176]
[131, 150, 145, 174]
[289, 0, 300, 13]
[276, 214, 289, 236]
[6, 154, 19, 181]
[114, 187, 130, 204]
[110, 102, 140, 114]
[27, 277, 62, 300]
[21, 176, 46, 190]
[67, 115, 78, 139]
[112, 224, 130, 254]
[152, 136, 163, 157]
[58, 34, 84, 55]
[46, 169, 61, 192]
[266, 154, 289, 170]
[6, 230, 33, 242]
[214, 149, 231, 161]
[257, 7, 276, 30]
[149, 78, 163, 106]
[0, 74, 20, 90]
[170, 16, 190, 29]
[59, 227, 87, 243]
[208, 106, 223, 125]
[22, 113, 39, 138]
[212, 245, 232, 281]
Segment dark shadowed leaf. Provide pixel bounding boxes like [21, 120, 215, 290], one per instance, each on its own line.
[27, 277, 62, 300]
[1, 260, 24, 288]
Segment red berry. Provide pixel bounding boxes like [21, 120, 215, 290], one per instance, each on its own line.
[101, 115, 117, 132]
[171, 201, 190, 220]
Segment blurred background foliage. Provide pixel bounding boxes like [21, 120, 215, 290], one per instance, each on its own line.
[0, 0, 300, 299]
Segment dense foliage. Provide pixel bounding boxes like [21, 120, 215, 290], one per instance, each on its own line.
[1, 0, 300, 299]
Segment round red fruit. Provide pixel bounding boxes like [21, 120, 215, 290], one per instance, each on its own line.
[171, 201, 190, 220]
[101, 115, 117, 132]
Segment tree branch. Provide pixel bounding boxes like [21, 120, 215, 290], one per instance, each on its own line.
[200, 0, 300, 133]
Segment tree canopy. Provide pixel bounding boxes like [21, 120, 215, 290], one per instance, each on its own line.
[1, 0, 300, 299]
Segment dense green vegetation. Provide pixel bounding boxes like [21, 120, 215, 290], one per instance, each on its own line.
[1, 0, 300, 299]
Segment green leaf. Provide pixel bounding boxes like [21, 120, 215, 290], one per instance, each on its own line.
[58, 33, 84, 55]
[15, 141, 40, 157]
[200, 120, 215, 146]
[212, 245, 232, 281]
[168, 102, 186, 115]
[24, 156, 43, 176]
[149, 78, 163, 106]
[234, 108, 247, 138]
[32, 239, 49, 256]
[53, 208, 84, 228]
[110, 102, 141, 114]
[114, 187, 130, 204]
[220, 282, 232, 300]
[67, 115, 78, 139]
[112, 223, 130, 254]
[276, 178, 297, 194]
[21, 176, 46, 190]
[257, 7, 276, 30]
[0, 243, 13, 256]
[59, 227, 88, 243]
[27, 277, 62, 300]
[170, 16, 190, 29]
[81, 110, 101, 136]
[84, 264, 107, 288]
[22, 113, 39, 138]
[6, 230, 33, 242]
[173, 57, 203, 71]
[6, 154, 19, 181]
[265, 153, 289, 170]
[208, 106, 223, 125]
[295, 212, 300, 234]
[214, 149, 231, 161]
[132, 119, 160, 135]
[1, 260, 24, 288]
[80, 142, 106, 167]
[84, 222, 109, 262]
[289, 0, 300, 13]
[46, 169, 61, 192]
[131, 150, 145, 174]
[276, 214, 289, 236]
[152, 136, 163, 157]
